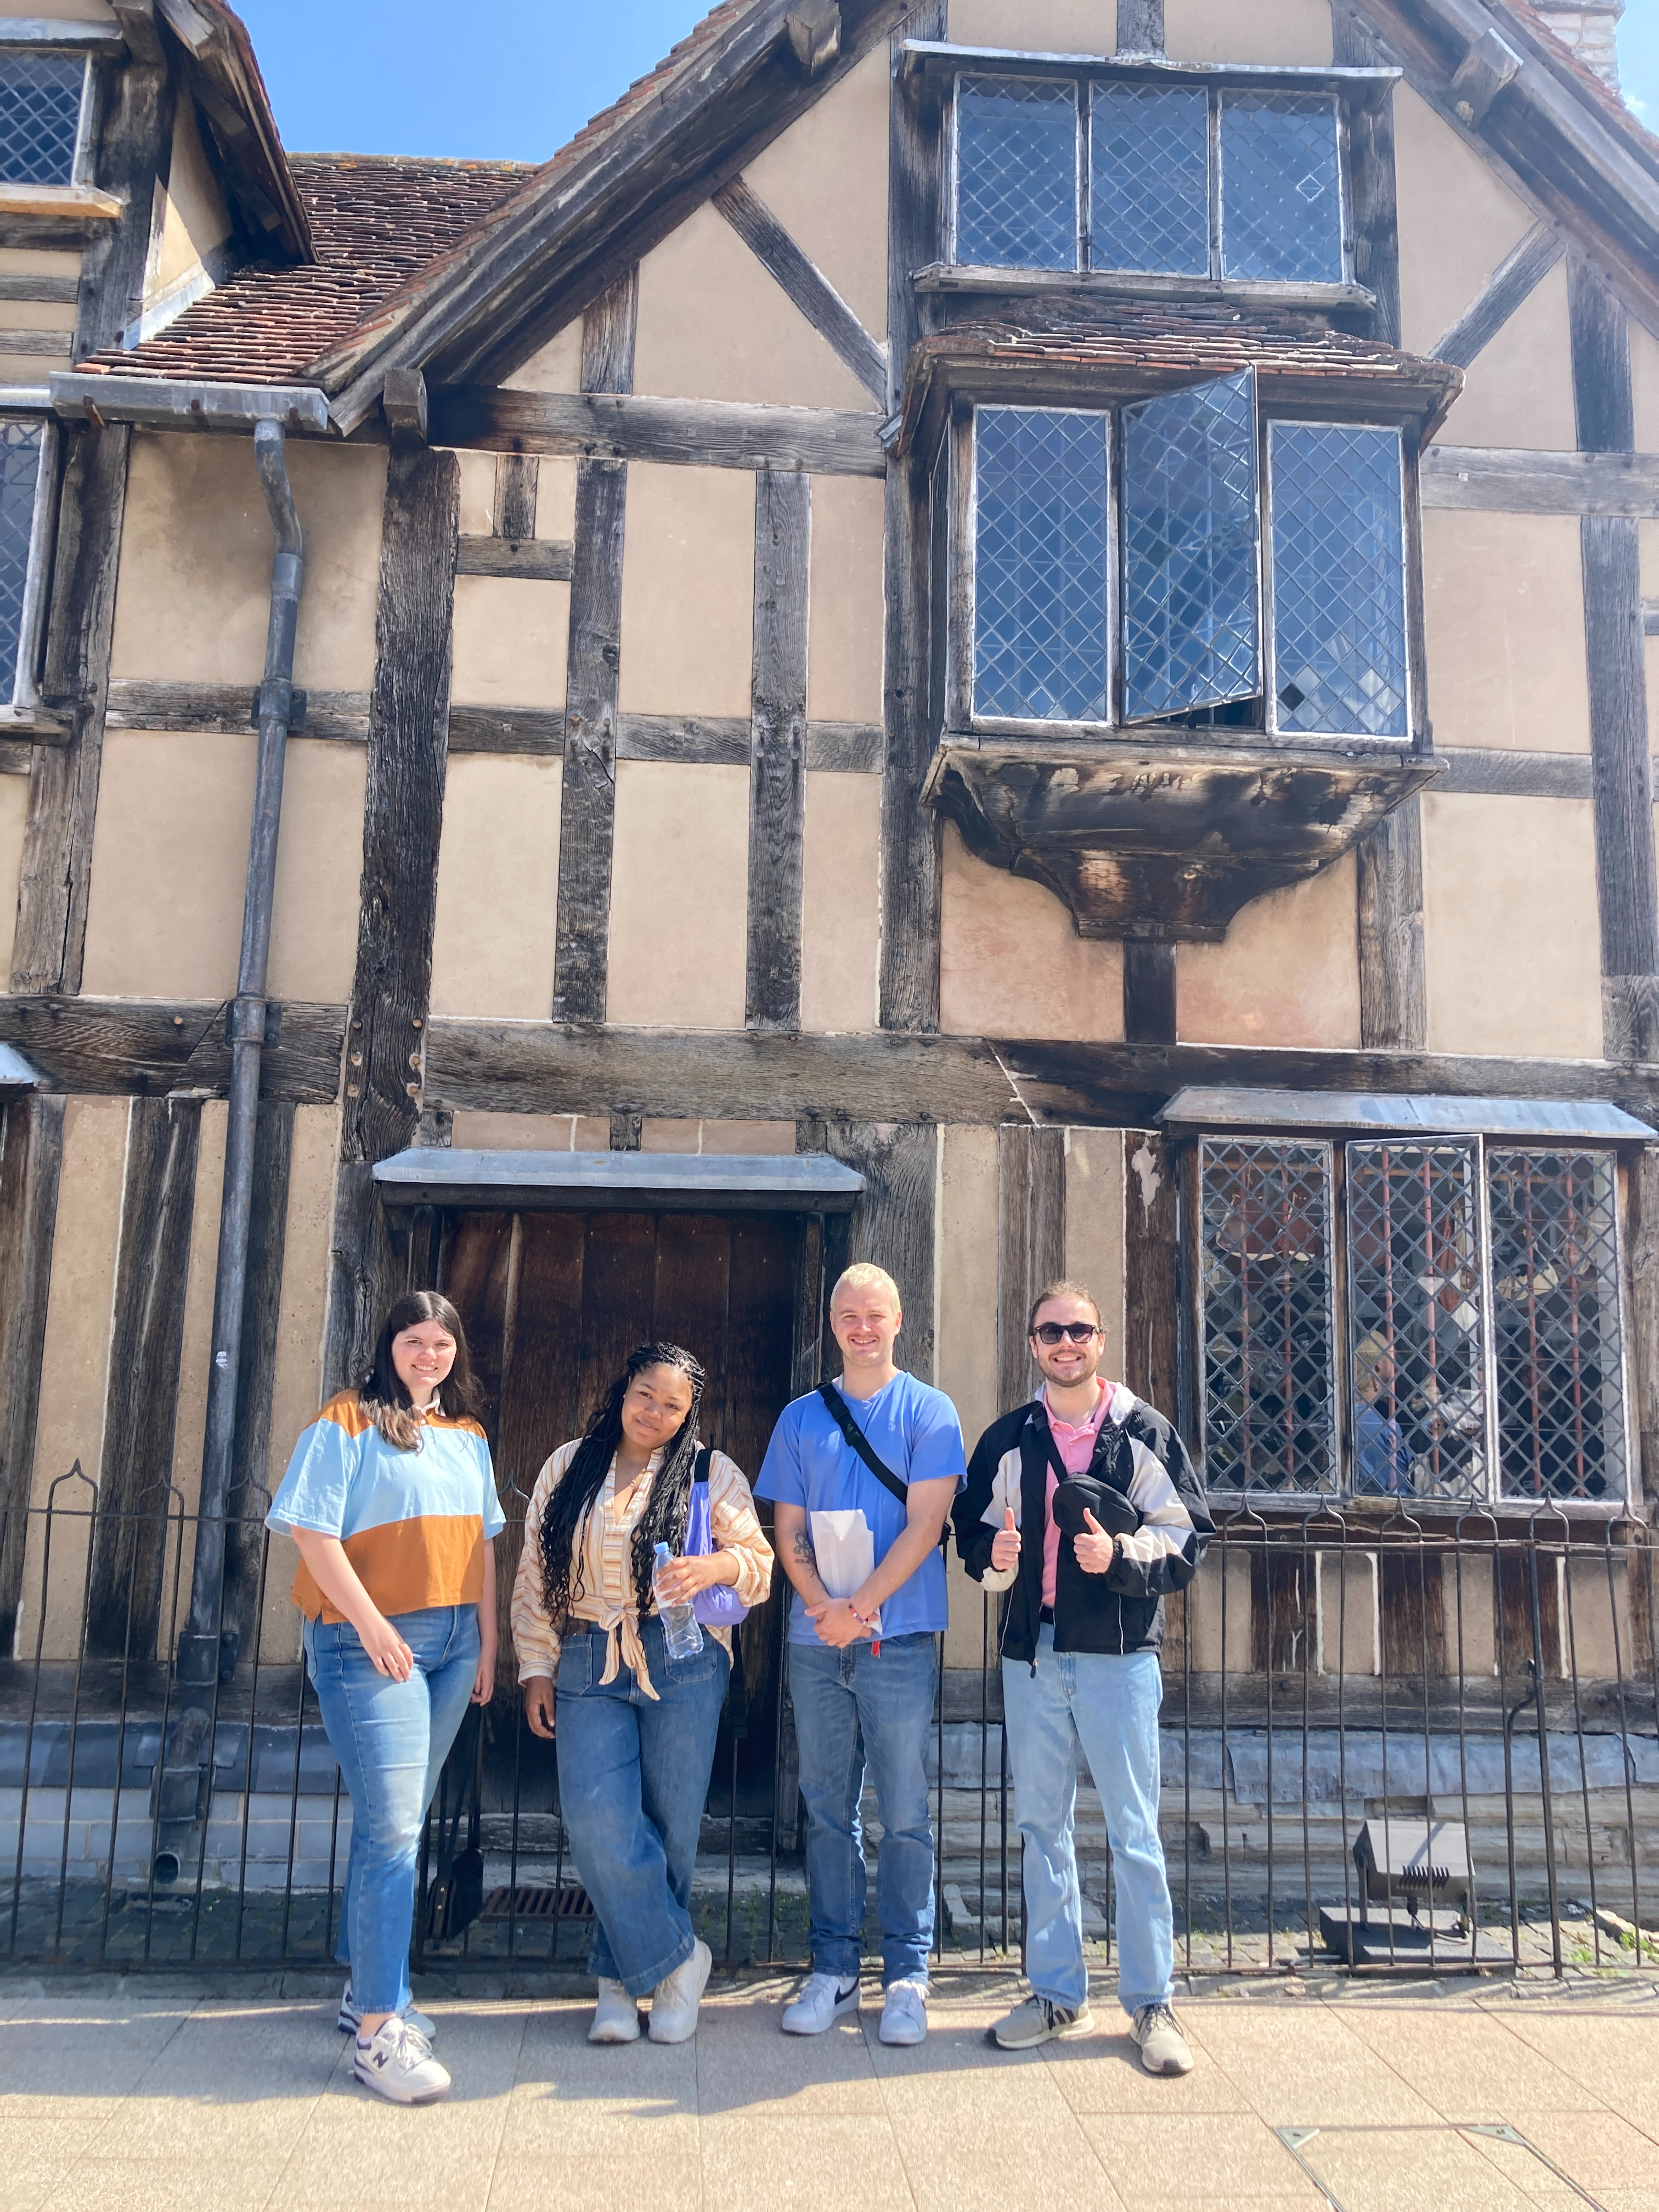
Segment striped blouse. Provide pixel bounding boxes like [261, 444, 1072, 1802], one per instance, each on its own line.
[510, 1439, 772, 1700]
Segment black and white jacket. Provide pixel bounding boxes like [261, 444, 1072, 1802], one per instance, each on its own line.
[953, 1385, 1214, 1663]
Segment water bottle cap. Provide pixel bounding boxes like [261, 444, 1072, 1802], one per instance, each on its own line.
[652, 1541, 671, 1564]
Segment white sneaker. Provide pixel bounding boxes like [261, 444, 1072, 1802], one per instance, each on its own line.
[648, 1938, 712, 2044]
[352, 2016, 451, 2104]
[337, 1982, 437, 2041]
[879, 1977, 928, 2046]
[588, 1978, 641, 2044]
[781, 1971, 860, 2035]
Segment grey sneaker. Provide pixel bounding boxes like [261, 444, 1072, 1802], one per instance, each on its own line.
[1130, 2002, 1194, 2075]
[337, 1982, 436, 2042]
[352, 2016, 451, 2104]
[989, 1994, 1095, 2050]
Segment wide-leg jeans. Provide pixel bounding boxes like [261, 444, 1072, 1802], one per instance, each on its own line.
[788, 1630, 937, 1988]
[1002, 1625, 1173, 2016]
[555, 1615, 730, 1998]
[304, 1602, 479, 2016]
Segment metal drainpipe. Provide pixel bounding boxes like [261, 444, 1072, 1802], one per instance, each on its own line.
[165, 421, 303, 1805]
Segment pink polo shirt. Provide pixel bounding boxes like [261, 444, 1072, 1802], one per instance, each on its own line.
[1041, 1380, 1113, 1607]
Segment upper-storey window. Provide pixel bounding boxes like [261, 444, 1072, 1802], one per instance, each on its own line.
[952, 70, 1346, 284]
[0, 52, 89, 187]
[0, 418, 57, 710]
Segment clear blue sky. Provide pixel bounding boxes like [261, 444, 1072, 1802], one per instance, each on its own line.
[235, 0, 1658, 161]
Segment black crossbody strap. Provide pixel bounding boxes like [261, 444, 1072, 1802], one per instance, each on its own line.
[817, 1382, 910, 1510]
[693, 1444, 712, 1486]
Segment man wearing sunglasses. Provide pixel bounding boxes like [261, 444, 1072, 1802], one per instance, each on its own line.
[953, 1279, 1212, 2069]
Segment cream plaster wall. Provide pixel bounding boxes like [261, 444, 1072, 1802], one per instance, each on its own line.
[1163, 0, 1330, 64]
[940, 823, 1124, 1040]
[452, 452, 576, 543]
[618, 463, 754, 717]
[0, 298, 72, 331]
[111, 435, 387, 695]
[153, 99, 232, 295]
[0, 773, 26, 985]
[807, 472, 884, 725]
[1393, 85, 1535, 358]
[801, 770, 882, 1032]
[938, 1120, 998, 1666]
[168, 1100, 225, 1517]
[607, 760, 748, 1027]
[633, 199, 875, 413]
[1436, 259, 1577, 452]
[1065, 1128, 1126, 1386]
[950, 0, 1112, 48]
[449, 1113, 610, 1150]
[742, 42, 890, 341]
[640, 1119, 796, 1153]
[449, 575, 569, 709]
[259, 1102, 338, 1661]
[503, 318, 583, 394]
[1421, 510, 1590, 752]
[1632, 319, 1659, 453]
[2, 0, 116, 18]
[1178, 854, 1360, 1048]
[29, 1097, 123, 1510]
[0, 248, 79, 276]
[431, 754, 562, 1018]
[1423, 792, 1601, 1059]
[80, 732, 365, 1002]
[456, 450, 496, 537]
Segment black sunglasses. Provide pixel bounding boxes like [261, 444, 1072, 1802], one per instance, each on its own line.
[1031, 1321, 1100, 1346]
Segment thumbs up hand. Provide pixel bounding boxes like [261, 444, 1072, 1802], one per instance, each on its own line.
[1074, 1507, 1116, 1576]
[990, 1506, 1022, 1573]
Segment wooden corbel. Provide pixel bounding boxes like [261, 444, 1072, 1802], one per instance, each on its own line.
[1448, 27, 1522, 129]
[784, 0, 840, 78]
[382, 368, 428, 449]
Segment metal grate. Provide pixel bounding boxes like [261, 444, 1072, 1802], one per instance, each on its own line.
[1487, 1149, 1627, 1502]
[1123, 368, 1259, 721]
[481, 1884, 594, 1923]
[1200, 1138, 1338, 1492]
[1220, 91, 1344, 283]
[1347, 1142, 1487, 1501]
[0, 53, 83, 187]
[0, 422, 44, 702]
[955, 74, 1079, 270]
[973, 405, 1109, 721]
[1090, 81, 1209, 276]
[1269, 424, 1408, 739]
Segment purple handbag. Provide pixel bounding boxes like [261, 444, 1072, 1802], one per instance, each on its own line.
[685, 1446, 749, 1627]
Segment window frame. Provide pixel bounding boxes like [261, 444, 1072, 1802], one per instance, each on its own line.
[0, 411, 60, 716]
[0, 46, 97, 193]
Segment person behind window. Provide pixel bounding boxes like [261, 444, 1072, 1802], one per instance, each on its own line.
[1352, 1331, 1411, 1496]
[266, 1291, 502, 2106]
[512, 1342, 772, 2047]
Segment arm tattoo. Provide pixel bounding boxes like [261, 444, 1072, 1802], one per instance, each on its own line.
[791, 1529, 817, 1570]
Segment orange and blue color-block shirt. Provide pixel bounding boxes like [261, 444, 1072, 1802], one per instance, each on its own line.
[267, 1392, 506, 1624]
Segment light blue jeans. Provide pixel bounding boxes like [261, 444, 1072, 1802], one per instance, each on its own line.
[1002, 1627, 1173, 2016]
[304, 1604, 479, 2015]
[555, 1615, 730, 1997]
[788, 1631, 938, 1987]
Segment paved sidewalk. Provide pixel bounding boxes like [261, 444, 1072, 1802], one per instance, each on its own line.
[4, 1970, 1659, 2212]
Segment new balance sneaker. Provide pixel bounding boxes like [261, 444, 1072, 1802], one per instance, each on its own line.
[1130, 2002, 1194, 2075]
[988, 1994, 1095, 2050]
[648, 1938, 712, 2045]
[781, 1971, 860, 2035]
[337, 1983, 436, 2041]
[352, 2016, 451, 2104]
[878, 1977, 928, 2047]
[588, 1979, 641, 2044]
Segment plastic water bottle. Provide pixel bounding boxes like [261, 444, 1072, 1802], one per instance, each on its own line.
[652, 1542, 703, 1661]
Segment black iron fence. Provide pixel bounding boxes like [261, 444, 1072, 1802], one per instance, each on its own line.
[3, 1467, 1656, 1980]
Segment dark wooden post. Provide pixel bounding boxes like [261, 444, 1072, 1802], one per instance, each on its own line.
[72, 51, 174, 360]
[0, 1094, 64, 1654]
[1122, 942, 1177, 1046]
[1116, 0, 1165, 52]
[997, 1124, 1066, 1413]
[747, 469, 811, 1029]
[324, 444, 461, 1395]
[1125, 1129, 1180, 1420]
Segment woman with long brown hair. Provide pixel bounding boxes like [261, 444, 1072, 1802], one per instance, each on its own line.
[266, 1290, 503, 2105]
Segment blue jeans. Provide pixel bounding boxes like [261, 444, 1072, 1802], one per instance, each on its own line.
[555, 1616, 730, 1997]
[788, 1631, 937, 1987]
[1002, 1627, 1172, 2016]
[303, 1604, 479, 2016]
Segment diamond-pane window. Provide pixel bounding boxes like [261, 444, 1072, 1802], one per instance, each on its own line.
[1346, 1142, 1487, 1501]
[1488, 1150, 1627, 1502]
[973, 407, 1108, 721]
[1269, 424, 1408, 738]
[955, 75, 1079, 270]
[1220, 91, 1343, 283]
[0, 422, 44, 701]
[0, 53, 84, 187]
[1200, 1138, 1338, 1493]
[1122, 367, 1259, 720]
[1090, 82, 1209, 275]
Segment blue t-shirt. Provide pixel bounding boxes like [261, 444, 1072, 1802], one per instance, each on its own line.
[754, 1372, 966, 1643]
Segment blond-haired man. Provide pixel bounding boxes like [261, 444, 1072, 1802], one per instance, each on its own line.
[755, 1262, 965, 2046]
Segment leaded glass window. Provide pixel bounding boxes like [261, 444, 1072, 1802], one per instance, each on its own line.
[1090, 82, 1209, 276]
[1122, 367, 1259, 721]
[1219, 91, 1344, 284]
[1268, 424, 1408, 738]
[0, 53, 84, 188]
[955, 76, 1079, 270]
[973, 407, 1108, 721]
[0, 422, 46, 702]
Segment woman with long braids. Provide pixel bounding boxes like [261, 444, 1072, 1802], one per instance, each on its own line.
[266, 1291, 503, 2106]
[511, 1342, 772, 2045]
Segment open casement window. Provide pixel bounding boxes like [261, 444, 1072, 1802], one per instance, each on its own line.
[1197, 1137, 1630, 1504]
[0, 50, 92, 188]
[0, 419, 57, 710]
